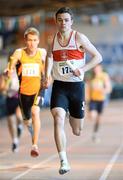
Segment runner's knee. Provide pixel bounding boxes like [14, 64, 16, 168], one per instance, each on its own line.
[54, 116, 64, 126]
[24, 119, 32, 126]
[72, 128, 81, 136]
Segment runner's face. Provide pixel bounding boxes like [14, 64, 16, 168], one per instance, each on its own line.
[56, 13, 73, 33]
[25, 34, 39, 52]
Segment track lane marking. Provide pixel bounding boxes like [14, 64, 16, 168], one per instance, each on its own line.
[99, 141, 123, 180]
[11, 135, 90, 180]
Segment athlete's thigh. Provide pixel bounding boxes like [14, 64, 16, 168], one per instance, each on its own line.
[19, 94, 34, 120]
[69, 115, 83, 126]
[50, 81, 69, 112]
[6, 97, 19, 115]
[89, 109, 98, 119]
[97, 101, 104, 114]
[89, 101, 97, 111]
[69, 82, 85, 119]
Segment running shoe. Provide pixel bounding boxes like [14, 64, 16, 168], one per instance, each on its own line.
[92, 133, 101, 143]
[59, 160, 71, 175]
[12, 143, 19, 153]
[17, 125, 23, 138]
[27, 124, 34, 137]
[30, 145, 39, 157]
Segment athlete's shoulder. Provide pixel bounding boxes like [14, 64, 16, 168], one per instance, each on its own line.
[38, 48, 47, 61]
[102, 71, 109, 79]
[14, 48, 23, 53]
[11, 48, 23, 60]
[38, 48, 47, 56]
[74, 31, 89, 50]
[38, 48, 47, 54]
[76, 31, 89, 42]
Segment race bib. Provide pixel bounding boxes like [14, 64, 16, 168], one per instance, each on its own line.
[22, 63, 39, 77]
[58, 62, 72, 76]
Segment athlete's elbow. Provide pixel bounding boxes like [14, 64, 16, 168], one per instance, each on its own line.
[98, 53, 103, 63]
[93, 53, 102, 65]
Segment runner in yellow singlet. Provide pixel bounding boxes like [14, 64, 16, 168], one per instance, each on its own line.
[88, 64, 112, 142]
[5, 27, 47, 157]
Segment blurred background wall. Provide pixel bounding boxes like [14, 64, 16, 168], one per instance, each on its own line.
[0, 2, 123, 117]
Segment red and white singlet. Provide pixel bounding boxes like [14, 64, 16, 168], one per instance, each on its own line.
[52, 30, 85, 82]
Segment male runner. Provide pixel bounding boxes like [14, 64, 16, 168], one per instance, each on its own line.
[5, 27, 46, 157]
[45, 7, 102, 174]
[88, 64, 112, 142]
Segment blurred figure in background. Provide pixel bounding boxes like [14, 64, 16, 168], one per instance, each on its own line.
[4, 27, 47, 157]
[87, 64, 112, 143]
[0, 71, 23, 152]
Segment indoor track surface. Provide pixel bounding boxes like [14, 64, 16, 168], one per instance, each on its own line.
[0, 100, 123, 180]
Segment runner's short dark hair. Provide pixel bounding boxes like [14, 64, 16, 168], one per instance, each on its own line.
[55, 7, 74, 20]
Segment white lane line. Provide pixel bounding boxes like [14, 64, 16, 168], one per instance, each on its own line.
[99, 141, 123, 180]
[11, 135, 90, 180]
[11, 154, 57, 180]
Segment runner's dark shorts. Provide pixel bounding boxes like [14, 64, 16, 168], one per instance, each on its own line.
[51, 80, 85, 119]
[6, 96, 19, 116]
[19, 93, 41, 120]
[89, 100, 104, 114]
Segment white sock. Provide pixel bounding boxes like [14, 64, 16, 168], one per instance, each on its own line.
[32, 144, 38, 148]
[18, 123, 23, 130]
[59, 151, 68, 163]
[13, 137, 18, 144]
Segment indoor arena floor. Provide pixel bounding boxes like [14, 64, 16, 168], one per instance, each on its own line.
[0, 100, 123, 180]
